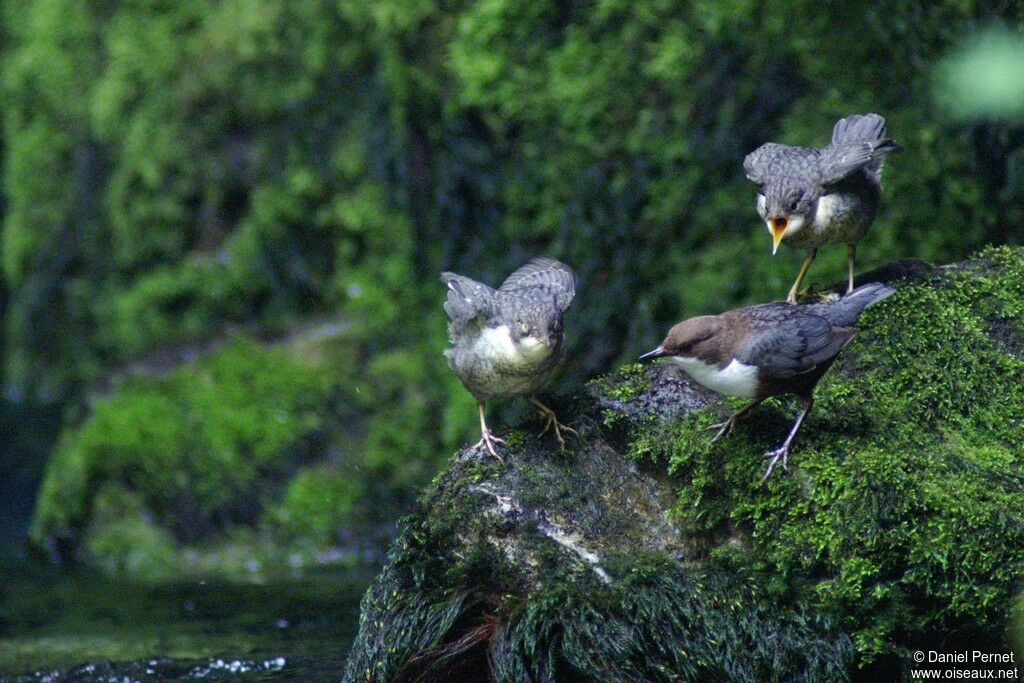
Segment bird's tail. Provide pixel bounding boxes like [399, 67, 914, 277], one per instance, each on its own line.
[831, 114, 887, 145]
[809, 282, 896, 327]
[831, 114, 898, 176]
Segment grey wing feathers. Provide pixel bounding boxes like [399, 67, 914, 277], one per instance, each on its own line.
[499, 257, 577, 311]
[819, 138, 900, 185]
[741, 313, 856, 379]
[441, 272, 496, 334]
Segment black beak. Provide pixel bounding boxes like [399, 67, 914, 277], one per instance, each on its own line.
[638, 346, 665, 362]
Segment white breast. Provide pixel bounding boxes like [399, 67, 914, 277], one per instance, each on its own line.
[669, 357, 759, 399]
[474, 325, 550, 367]
[477, 325, 517, 360]
[812, 193, 841, 230]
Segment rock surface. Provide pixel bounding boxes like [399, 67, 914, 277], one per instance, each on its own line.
[344, 247, 1024, 682]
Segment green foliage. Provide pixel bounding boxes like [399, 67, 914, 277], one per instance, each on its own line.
[3, 1, 1024, 569]
[935, 27, 1024, 121]
[81, 484, 179, 578]
[268, 466, 361, 547]
[628, 246, 1024, 661]
[31, 338, 330, 550]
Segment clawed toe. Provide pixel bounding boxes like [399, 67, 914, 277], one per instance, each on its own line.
[473, 431, 506, 464]
[761, 447, 789, 481]
[706, 419, 734, 445]
[530, 397, 578, 452]
[538, 413, 577, 451]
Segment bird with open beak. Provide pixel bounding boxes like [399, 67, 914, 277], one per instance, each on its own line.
[744, 114, 900, 303]
[640, 283, 894, 479]
[442, 257, 578, 462]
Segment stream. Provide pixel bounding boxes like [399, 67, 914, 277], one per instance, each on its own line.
[0, 560, 371, 681]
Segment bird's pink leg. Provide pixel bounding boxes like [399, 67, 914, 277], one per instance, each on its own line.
[762, 398, 813, 480]
[472, 402, 506, 463]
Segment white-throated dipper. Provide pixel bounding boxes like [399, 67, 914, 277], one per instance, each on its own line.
[640, 282, 895, 479]
[442, 257, 578, 462]
[744, 114, 900, 303]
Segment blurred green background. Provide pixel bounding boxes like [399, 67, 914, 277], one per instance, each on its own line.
[0, 0, 1022, 675]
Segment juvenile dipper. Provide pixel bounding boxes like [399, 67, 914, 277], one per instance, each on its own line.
[442, 257, 578, 461]
[640, 283, 895, 479]
[744, 114, 900, 303]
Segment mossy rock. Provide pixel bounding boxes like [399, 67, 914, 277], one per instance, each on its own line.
[30, 337, 336, 562]
[344, 246, 1024, 682]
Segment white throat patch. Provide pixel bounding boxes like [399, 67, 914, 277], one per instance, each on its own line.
[669, 357, 759, 399]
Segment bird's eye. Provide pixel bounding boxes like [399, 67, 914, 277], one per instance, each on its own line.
[788, 197, 800, 211]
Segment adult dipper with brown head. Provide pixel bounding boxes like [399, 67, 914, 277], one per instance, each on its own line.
[640, 283, 894, 478]
[442, 257, 578, 462]
[744, 114, 899, 303]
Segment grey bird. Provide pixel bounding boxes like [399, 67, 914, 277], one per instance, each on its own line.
[744, 114, 900, 303]
[442, 257, 578, 461]
[640, 283, 895, 479]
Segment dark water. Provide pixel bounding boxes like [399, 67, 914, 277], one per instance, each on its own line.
[0, 561, 371, 681]
[0, 399, 374, 681]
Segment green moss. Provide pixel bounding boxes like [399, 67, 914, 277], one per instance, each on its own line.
[643, 245, 1024, 661]
[265, 466, 362, 547]
[81, 484, 179, 578]
[344, 247, 1024, 679]
[30, 338, 332, 554]
[345, 529, 853, 682]
[589, 363, 652, 404]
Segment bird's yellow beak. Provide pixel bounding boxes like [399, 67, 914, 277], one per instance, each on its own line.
[770, 217, 788, 255]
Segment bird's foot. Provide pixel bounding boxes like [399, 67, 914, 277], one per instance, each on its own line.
[786, 288, 815, 304]
[535, 406, 578, 452]
[473, 430, 507, 464]
[761, 446, 790, 481]
[706, 417, 736, 445]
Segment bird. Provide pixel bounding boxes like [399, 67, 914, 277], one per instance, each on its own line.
[639, 283, 895, 479]
[744, 113, 900, 304]
[442, 257, 578, 462]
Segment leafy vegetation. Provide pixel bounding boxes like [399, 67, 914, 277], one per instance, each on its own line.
[2, 2, 1023, 568]
[31, 339, 331, 555]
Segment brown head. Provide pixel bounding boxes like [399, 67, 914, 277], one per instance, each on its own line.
[639, 315, 724, 362]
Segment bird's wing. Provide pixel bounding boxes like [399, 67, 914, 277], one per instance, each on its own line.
[818, 138, 900, 185]
[743, 143, 795, 185]
[440, 272, 496, 335]
[498, 257, 577, 312]
[737, 308, 857, 379]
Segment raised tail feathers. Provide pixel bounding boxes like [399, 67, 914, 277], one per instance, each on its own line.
[831, 114, 887, 145]
[830, 114, 899, 178]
